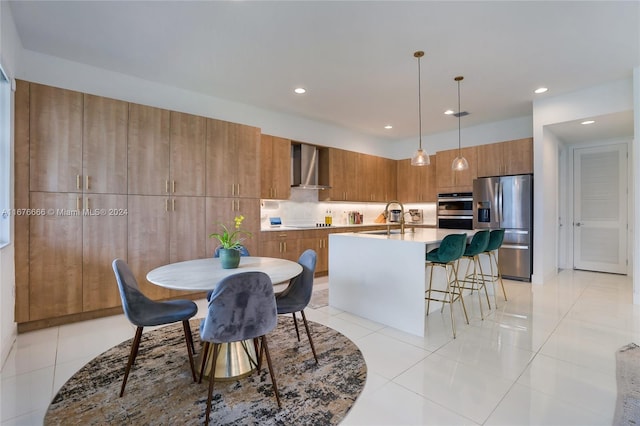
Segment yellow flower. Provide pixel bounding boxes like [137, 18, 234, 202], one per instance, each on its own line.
[209, 215, 252, 250]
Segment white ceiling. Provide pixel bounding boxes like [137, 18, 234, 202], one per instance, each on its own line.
[8, 1, 639, 144]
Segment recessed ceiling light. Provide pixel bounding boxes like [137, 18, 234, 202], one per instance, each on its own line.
[384, 125, 393, 129]
[534, 87, 548, 94]
[581, 120, 595, 125]
[294, 87, 306, 94]
[444, 110, 455, 115]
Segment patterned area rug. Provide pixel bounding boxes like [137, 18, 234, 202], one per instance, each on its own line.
[614, 342, 640, 425]
[45, 316, 366, 425]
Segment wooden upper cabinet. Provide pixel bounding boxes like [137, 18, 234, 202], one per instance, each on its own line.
[436, 147, 477, 193]
[396, 156, 436, 203]
[319, 148, 358, 201]
[260, 134, 291, 200]
[30, 83, 83, 193]
[503, 138, 533, 175]
[206, 118, 261, 198]
[127, 103, 171, 195]
[170, 112, 206, 196]
[381, 157, 398, 202]
[477, 138, 533, 177]
[83, 94, 128, 194]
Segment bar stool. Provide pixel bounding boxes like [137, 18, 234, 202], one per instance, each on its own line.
[459, 230, 491, 320]
[480, 229, 507, 306]
[425, 233, 469, 338]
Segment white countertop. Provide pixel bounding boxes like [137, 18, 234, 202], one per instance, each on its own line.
[333, 227, 473, 244]
[261, 223, 436, 232]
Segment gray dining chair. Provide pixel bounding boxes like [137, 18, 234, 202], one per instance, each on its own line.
[112, 258, 198, 397]
[207, 245, 251, 301]
[276, 249, 318, 363]
[199, 271, 281, 425]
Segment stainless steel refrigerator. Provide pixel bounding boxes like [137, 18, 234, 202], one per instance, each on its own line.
[473, 174, 533, 281]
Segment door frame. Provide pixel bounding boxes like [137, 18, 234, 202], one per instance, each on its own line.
[561, 137, 632, 275]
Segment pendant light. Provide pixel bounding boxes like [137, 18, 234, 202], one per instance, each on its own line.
[451, 76, 469, 171]
[410, 51, 430, 166]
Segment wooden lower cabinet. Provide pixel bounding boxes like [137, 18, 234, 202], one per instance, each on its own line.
[205, 197, 261, 258]
[82, 194, 128, 311]
[128, 195, 207, 300]
[259, 231, 302, 262]
[29, 192, 83, 321]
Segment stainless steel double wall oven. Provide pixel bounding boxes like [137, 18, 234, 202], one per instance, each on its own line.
[437, 192, 473, 230]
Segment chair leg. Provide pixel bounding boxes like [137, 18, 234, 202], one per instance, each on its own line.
[452, 261, 469, 324]
[261, 335, 282, 408]
[492, 251, 508, 301]
[485, 251, 498, 307]
[253, 338, 263, 370]
[472, 255, 485, 320]
[120, 326, 143, 397]
[199, 342, 211, 384]
[443, 265, 457, 338]
[300, 310, 318, 363]
[182, 320, 197, 382]
[292, 313, 301, 341]
[477, 255, 491, 310]
[205, 343, 221, 426]
[426, 264, 434, 315]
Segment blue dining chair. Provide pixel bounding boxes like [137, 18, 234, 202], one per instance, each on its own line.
[276, 249, 318, 363]
[199, 271, 281, 425]
[112, 259, 198, 397]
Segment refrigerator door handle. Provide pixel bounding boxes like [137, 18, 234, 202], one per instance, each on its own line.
[498, 181, 504, 223]
[502, 244, 529, 250]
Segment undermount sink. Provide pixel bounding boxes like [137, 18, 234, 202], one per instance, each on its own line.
[359, 229, 404, 235]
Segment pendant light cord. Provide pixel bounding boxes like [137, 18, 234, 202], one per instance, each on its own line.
[417, 54, 423, 150]
[457, 78, 461, 156]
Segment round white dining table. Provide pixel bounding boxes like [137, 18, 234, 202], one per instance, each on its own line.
[146, 256, 303, 291]
[146, 256, 303, 381]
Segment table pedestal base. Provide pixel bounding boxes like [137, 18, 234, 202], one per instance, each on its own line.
[197, 340, 257, 381]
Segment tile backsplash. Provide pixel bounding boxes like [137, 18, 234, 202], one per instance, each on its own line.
[261, 188, 436, 229]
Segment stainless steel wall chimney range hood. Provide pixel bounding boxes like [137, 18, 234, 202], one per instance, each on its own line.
[291, 143, 331, 189]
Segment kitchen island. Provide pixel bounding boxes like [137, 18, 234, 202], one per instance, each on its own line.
[328, 228, 472, 337]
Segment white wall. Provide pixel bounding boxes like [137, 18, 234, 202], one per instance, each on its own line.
[18, 50, 393, 157]
[387, 115, 533, 160]
[532, 78, 635, 285]
[0, 0, 21, 368]
[629, 67, 640, 305]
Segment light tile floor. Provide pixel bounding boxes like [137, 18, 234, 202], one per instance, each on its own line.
[1, 269, 636, 425]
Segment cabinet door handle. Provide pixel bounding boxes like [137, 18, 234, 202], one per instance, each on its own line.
[236, 184, 241, 196]
[85, 175, 90, 191]
[165, 199, 169, 212]
[172, 198, 175, 211]
[172, 180, 176, 194]
[235, 199, 240, 211]
[85, 197, 89, 210]
[283, 242, 287, 252]
[76, 175, 81, 190]
[76, 196, 81, 211]
[165, 180, 170, 194]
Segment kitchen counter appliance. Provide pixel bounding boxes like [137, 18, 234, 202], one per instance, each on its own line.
[473, 174, 533, 281]
[437, 192, 473, 229]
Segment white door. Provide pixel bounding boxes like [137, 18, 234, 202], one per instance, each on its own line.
[573, 143, 628, 274]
